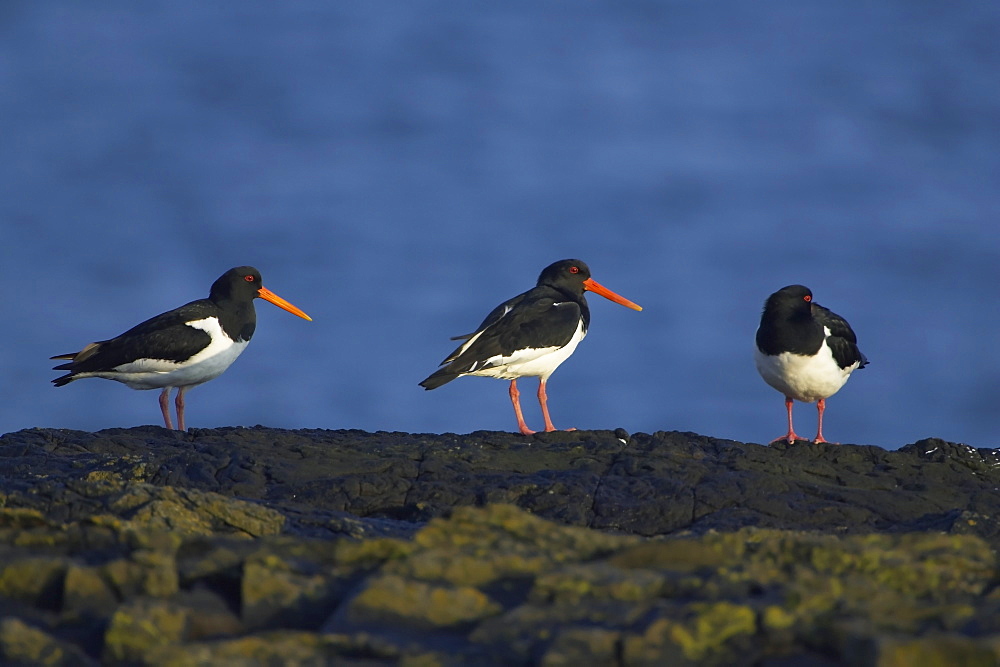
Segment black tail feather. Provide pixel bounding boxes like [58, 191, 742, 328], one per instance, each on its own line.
[419, 369, 460, 390]
[52, 373, 76, 387]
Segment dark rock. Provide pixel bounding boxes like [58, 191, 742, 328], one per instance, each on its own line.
[1, 426, 999, 664]
[4, 427, 1000, 543]
[0, 617, 98, 667]
[0, 557, 66, 610]
[147, 630, 347, 665]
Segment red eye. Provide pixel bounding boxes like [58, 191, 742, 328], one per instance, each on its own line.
[569, 266, 580, 274]
[803, 295, 812, 302]
[244, 275, 255, 283]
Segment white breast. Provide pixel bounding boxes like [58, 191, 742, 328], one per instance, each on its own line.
[109, 317, 250, 390]
[754, 332, 858, 403]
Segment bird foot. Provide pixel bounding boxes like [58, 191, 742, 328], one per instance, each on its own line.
[769, 432, 804, 445]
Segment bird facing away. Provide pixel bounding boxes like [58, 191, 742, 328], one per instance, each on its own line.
[52, 266, 312, 431]
[754, 284, 868, 444]
[420, 259, 642, 435]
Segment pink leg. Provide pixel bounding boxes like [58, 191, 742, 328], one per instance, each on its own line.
[175, 386, 189, 432]
[538, 378, 575, 433]
[509, 379, 535, 435]
[158, 388, 174, 430]
[769, 396, 802, 444]
[813, 398, 832, 444]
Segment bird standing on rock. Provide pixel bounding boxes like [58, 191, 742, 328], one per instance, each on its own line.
[51, 266, 312, 431]
[754, 284, 867, 444]
[420, 259, 642, 435]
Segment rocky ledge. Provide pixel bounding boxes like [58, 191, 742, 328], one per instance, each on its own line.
[0, 426, 998, 665]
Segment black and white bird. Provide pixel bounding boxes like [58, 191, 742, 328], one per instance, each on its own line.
[52, 266, 312, 431]
[754, 284, 868, 444]
[420, 259, 642, 435]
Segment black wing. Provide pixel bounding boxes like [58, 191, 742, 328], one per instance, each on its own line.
[471, 298, 580, 361]
[52, 299, 217, 376]
[419, 286, 582, 388]
[813, 303, 868, 370]
[445, 292, 529, 348]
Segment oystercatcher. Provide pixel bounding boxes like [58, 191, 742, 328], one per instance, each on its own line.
[51, 266, 312, 431]
[420, 259, 642, 435]
[754, 284, 868, 444]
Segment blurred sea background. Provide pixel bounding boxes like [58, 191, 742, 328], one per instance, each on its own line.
[2, 2, 998, 449]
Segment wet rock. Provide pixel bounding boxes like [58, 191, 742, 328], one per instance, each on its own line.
[0, 425, 999, 664]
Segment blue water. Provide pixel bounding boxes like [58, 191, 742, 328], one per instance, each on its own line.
[2, 2, 998, 450]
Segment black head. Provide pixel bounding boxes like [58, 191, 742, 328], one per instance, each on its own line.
[762, 284, 814, 317]
[536, 259, 592, 292]
[210, 266, 312, 320]
[209, 266, 265, 303]
[536, 259, 643, 311]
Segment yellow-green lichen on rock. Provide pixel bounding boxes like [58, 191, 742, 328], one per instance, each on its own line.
[727, 530, 997, 637]
[538, 626, 622, 667]
[109, 484, 285, 537]
[664, 601, 758, 662]
[62, 564, 118, 617]
[102, 598, 189, 664]
[530, 561, 671, 604]
[846, 633, 1000, 667]
[0, 507, 50, 529]
[0, 617, 94, 666]
[622, 601, 758, 666]
[241, 551, 341, 629]
[0, 557, 65, 606]
[147, 631, 337, 666]
[333, 535, 414, 567]
[608, 534, 746, 573]
[346, 573, 502, 628]
[394, 504, 639, 586]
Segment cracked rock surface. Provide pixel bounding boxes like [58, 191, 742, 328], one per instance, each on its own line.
[1, 426, 999, 664]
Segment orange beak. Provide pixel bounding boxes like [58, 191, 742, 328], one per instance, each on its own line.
[582, 278, 643, 311]
[257, 287, 313, 321]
